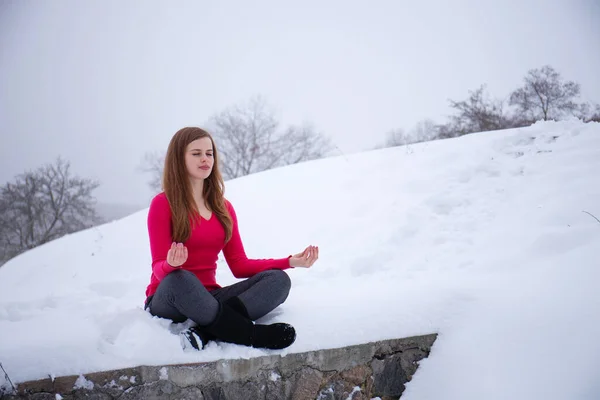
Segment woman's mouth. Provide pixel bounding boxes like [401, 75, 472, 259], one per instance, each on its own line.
[200, 166, 210, 170]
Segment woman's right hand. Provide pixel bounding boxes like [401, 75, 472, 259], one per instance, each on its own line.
[167, 242, 188, 268]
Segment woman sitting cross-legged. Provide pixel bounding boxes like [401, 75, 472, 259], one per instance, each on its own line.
[144, 126, 319, 351]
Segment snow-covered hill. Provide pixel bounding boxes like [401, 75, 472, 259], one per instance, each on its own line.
[1, 120, 598, 400]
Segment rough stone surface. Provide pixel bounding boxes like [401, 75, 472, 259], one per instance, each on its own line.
[72, 390, 113, 400]
[372, 354, 408, 398]
[341, 365, 370, 386]
[365, 375, 374, 399]
[222, 381, 264, 400]
[370, 335, 436, 399]
[174, 386, 205, 400]
[352, 391, 366, 400]
[317, 368, 367, 400]
[7, 334, 437, 400]
[14, 378, 53, 395]
[52, 375, 78, 394]
[118, 380, 188, 400]
[290, 368, 323, 400]
[29, 395, 56, 400]
[261, 369, 286, 400]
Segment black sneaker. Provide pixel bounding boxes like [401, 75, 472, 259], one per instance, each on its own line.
[253, 323, 296, 350]
[179, 326, 213, 351]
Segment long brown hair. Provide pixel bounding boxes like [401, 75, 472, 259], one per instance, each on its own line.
[162, 127, 232, 243]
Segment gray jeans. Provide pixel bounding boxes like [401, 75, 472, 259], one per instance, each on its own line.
[146, 269, 291, 325]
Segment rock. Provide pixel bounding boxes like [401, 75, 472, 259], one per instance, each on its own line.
[263, 370, 286, 400]
[341, 365, 370, 386]
[371, 354, 408, 398]
[290, 367, 323, 400]
[52, 376, 79, 394]
[317, 381, 366, 400]
[364, 375, 374, 399]
[72, 390, 112, 399]
[29, 394, 57, 400]
[398, 348, 429, 380]
[221, 381, 264, 400]
[351, 390, 367, 400]
[119, 380, 178, 400]
[175, 386, 204, 400]
[16, 377, 54, 395]
[316, 385, 335, 400]
[199, 384, 223, 400]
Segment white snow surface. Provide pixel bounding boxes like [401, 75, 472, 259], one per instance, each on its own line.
[0, 120, 599, 399]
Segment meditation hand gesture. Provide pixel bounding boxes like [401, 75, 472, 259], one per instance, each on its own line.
[167, 242, 188, 268]
[289, 245, 319, 268]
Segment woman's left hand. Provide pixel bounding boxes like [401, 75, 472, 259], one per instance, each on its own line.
[289, 245, 319, 268]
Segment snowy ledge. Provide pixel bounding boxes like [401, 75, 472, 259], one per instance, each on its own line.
[6, 333, 437, 400]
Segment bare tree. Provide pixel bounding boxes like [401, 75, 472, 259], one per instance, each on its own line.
[410, 119, 439, 142]
[138, 97, 334, 187]
[0, 158, 100, 266]
[445, 84, 509, 136]
[376, 119, 444, 150]
[138, 150, 165, 194]
[383, 128, 411, 147]
[435, 122, 460, 140]
[209, 96, 334, 179]
[588, 104, 600, 123]
[277, 122, 333, 165]
[509, 65, 581, 122]
[577, 102, 600, 123]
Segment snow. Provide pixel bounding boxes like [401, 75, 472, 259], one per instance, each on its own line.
[73, 374, 94, 390]
[269, 371, 280, 382]
[158, 367, 168, 381]
[346, 386, 361, 400]
[0, 119, 599, 399]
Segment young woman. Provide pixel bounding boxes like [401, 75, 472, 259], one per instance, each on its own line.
[144, 127, 318, 351]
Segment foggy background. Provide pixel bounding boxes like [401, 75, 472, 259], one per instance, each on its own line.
[1, 0, 599, 212]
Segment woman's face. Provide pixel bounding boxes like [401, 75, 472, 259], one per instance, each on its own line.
[184, 137, 214, 181]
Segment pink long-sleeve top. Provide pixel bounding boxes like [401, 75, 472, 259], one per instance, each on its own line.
[145, 192, 291, 299]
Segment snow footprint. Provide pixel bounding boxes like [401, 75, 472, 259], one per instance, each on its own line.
[425, 195, 472, 216]
[96, 308, 165, 358]
[0, 296, 62, 322]
[88, 281, 133, 299]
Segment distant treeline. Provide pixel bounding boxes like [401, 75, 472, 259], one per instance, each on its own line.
[378, 65, 600, 148]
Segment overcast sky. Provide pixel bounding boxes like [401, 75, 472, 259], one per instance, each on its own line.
[1, 0, 599, 207]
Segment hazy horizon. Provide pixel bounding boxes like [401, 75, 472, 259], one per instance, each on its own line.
[1, 0, 599, 207]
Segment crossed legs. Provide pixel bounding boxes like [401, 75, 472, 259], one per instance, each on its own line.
[147, 269, 292, 325]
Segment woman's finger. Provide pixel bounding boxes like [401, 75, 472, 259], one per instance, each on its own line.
[169, 243, 177, 262]
[303, 247, 310, 258]
[167, 249, 175, 266]
[310, 246, 318, 265]
[177, 243, 184, 262]
[305, 247, 314, 266]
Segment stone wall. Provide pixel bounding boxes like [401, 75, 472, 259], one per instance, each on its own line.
[4, 333, 436, 400]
